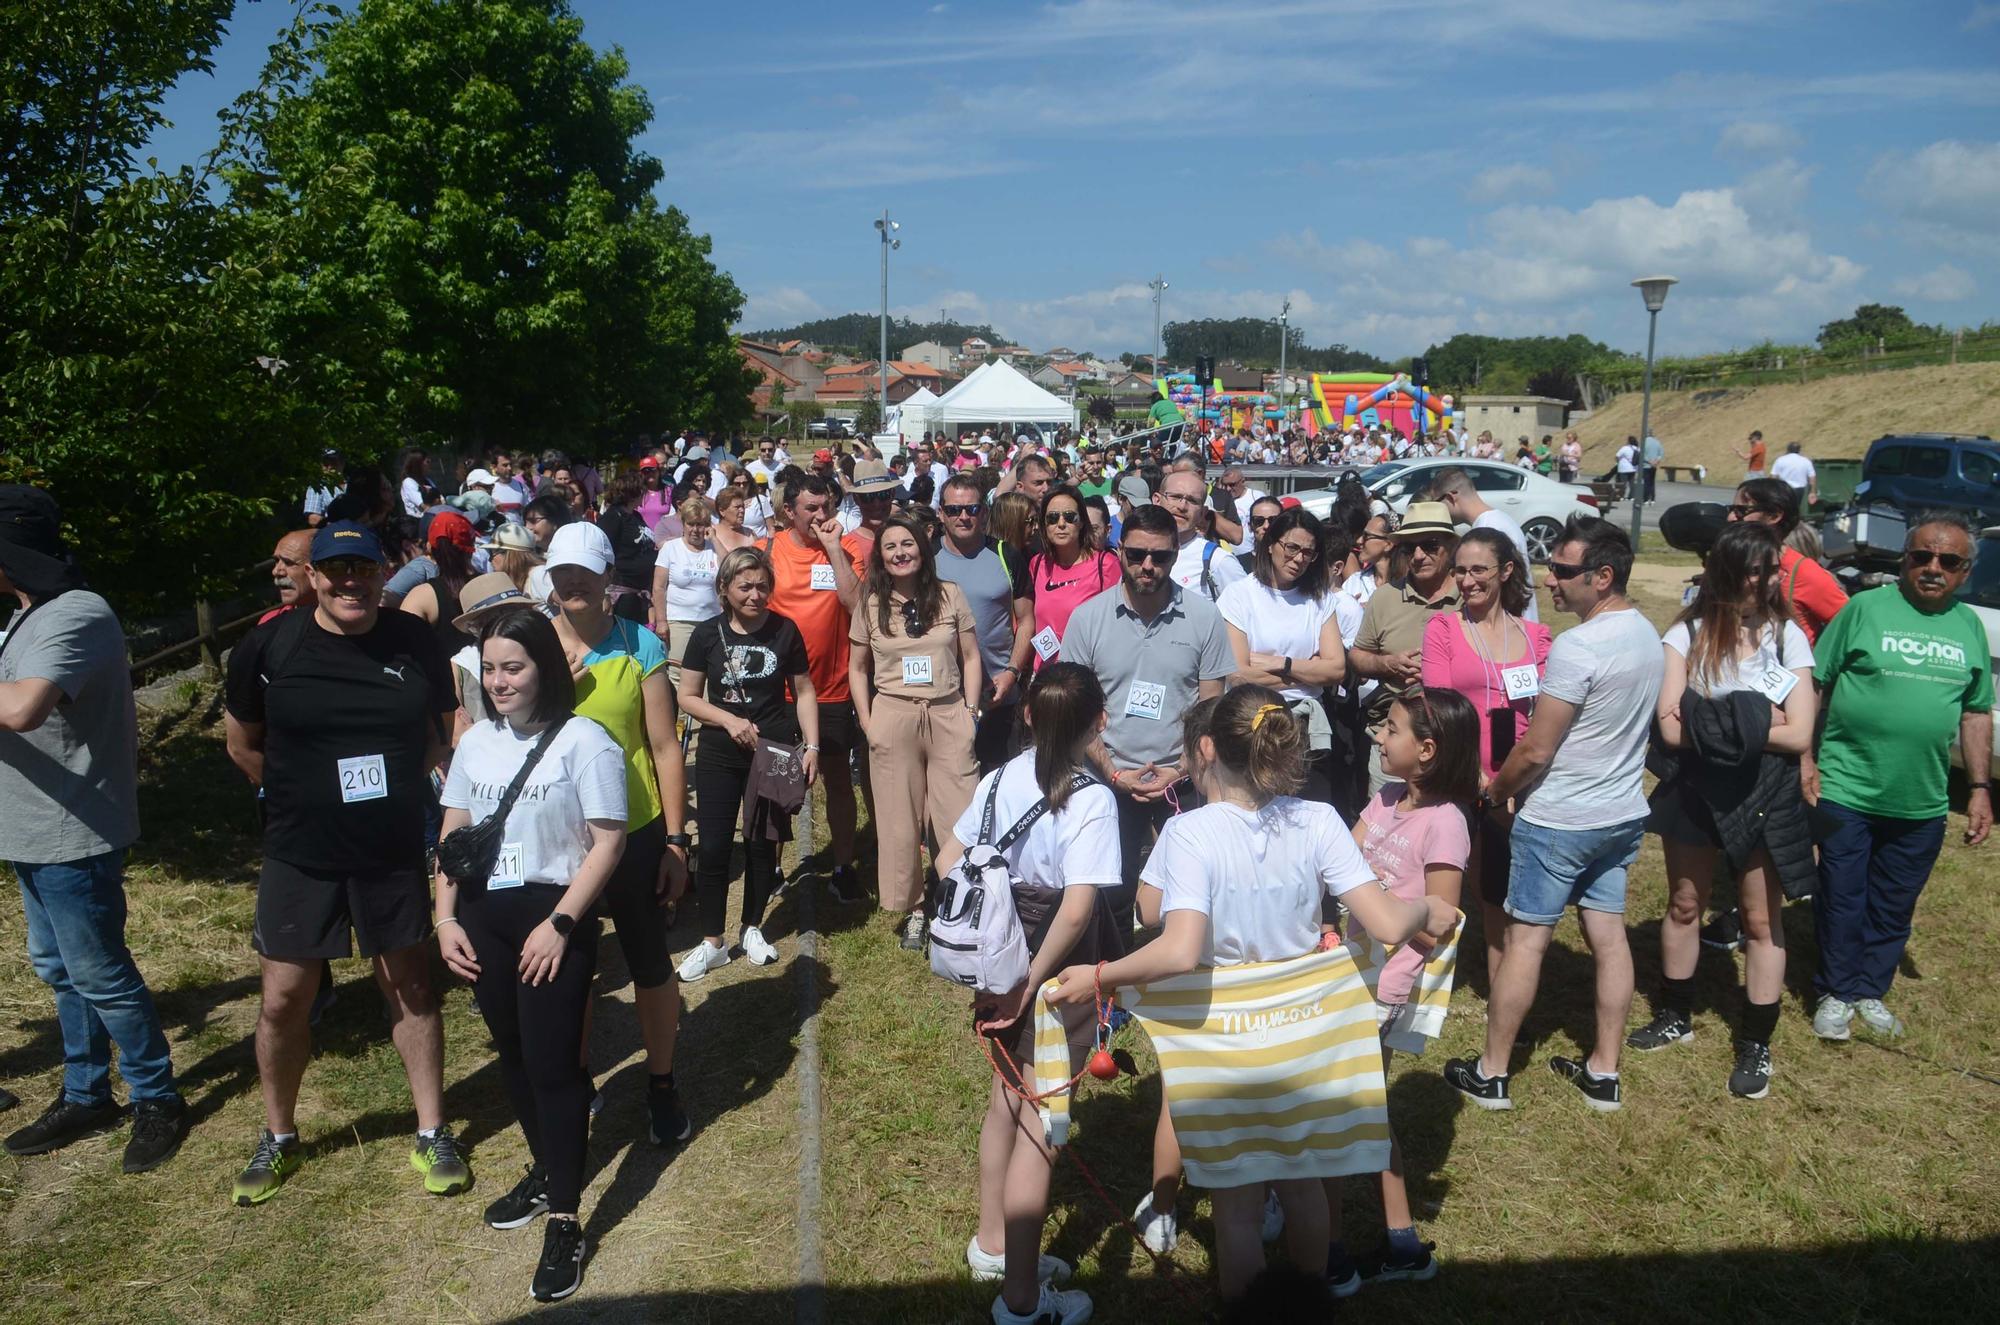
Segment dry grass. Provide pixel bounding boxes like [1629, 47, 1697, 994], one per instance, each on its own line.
[1572, 360, 2000, 478]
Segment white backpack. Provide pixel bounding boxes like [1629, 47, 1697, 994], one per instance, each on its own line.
[929, 772, 1092, 994]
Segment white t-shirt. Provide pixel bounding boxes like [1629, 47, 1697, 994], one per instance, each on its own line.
[655, 537, 721, 622]
[1615, 445, 1638, 474]
[742, 492, 775, 538]
[1663, 618, 1812, 698]
[1144, 799, 1377, 967]
[1520, 607, 1666, 831]
[1471, 508, 1540, 623]
[1170, 534, 1248, 602]
[951, 751, 1121, 892]
[401, 475, 425, 516]
[1770, 452, 1816, 491]
[441, 717, 627, 888]
[1217, 578, 1340, 703]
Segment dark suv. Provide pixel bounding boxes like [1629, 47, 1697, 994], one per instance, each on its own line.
[1852, 433, 2000, 524]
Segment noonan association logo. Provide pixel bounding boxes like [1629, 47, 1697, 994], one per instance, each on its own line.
[1880, 633, 1968, 669]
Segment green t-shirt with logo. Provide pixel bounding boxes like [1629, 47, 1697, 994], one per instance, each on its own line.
[1814, 585, 1993, 819]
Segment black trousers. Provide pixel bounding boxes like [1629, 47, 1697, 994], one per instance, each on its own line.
[457, 883, 600, 1214]
[1111, 779, 1200, 935]
[693, 756, 781, 938]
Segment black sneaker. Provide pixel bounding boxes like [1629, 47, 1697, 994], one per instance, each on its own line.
[1360, 1240, 1439, 1284]
[1548, 1056, 1622, 1112]
[485, 1164, 550, 1229]
[0, 1086, 18, 1112]
[1625, 1008, 1694, 1052]
[1325, 1244, 1362, 1298]
[1442, 1057, 1512, 1111]
[647, 1080, 692, 1147]
[3, 1093, 120, 1156]
[827, 865, 866, 905]
[122, 1096, 189, 1173]
[531, 1216, 587, 1302]
[1728, 1039, 1773, 1100]
[1699, 910, 1742, 952]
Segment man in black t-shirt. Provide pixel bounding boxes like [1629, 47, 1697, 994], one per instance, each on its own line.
[221, 521, 468, 1206]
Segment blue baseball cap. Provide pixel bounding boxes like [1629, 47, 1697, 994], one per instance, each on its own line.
[309, 520, 386, 565]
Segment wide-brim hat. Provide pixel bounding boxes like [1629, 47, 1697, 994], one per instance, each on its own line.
[1394, 502, 1458, 539]
[849, 459, 899, 494]
[453, 571, 536, 631]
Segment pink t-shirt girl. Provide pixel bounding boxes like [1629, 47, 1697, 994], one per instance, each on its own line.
[1357, 787, 1471, 1006]
[1028, 549, 1120, 669]
[1420, 611, 1553, 776]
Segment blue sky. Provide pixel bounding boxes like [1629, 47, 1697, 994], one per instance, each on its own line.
[149, 0, 2000, 359]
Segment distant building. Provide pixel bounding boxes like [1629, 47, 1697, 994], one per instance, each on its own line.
[1107, 371, 1156, 399]
[1459, 394, 1569, 438]
[960, 336, 991, 355]
[1031, 361, 1093, 391]
[900, 340, 955, 373]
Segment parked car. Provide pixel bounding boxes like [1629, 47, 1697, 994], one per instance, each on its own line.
[1822, 433, 2000, 570]
[1293, 458, 1601, 562]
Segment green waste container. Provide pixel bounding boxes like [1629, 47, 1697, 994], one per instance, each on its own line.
[1811, 458, 1864, 515]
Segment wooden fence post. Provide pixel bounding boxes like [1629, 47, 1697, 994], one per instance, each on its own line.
[195, 599, 220, 678]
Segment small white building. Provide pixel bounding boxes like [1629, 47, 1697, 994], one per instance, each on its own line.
[1459, 394, 1569, 440]
[900, 340, 956, 373]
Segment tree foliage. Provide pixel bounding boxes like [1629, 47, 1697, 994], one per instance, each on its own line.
[1816, 303, 1929, 351]
[1416, 333, 1613, 402]
[1161, 318, 1388, 373]
[749, 314, 1006, 358]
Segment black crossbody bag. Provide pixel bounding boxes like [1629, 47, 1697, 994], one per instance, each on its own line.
[436, 717, 569, 887]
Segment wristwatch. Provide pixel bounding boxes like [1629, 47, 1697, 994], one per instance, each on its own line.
[664, 832, 693, 850]
[549, 911, 576, 937]
[1972, 781, 1993, 792]
[1280, 656, 1294, 680]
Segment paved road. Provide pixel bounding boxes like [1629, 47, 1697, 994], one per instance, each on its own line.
[1622, 477, 1737, 535]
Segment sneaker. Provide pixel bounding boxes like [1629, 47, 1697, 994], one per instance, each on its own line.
[899, 911, 929, 953]
[741, 925, 780, 966]
[122, 1096, 190, 1173]
[1132, 1190, 1178, 1255]
[991, 1283, 1093, 1325]
[1360, 1239, 1439, 1284]
[0, 1086, 17, 1112]
[964, 1235, 1072, 1284]
[1625, 1008, 1694, 1052]
[1260, 1188, 1285, 1242]
[647, 1078, 692, 1147]
[1548, 1056, 1622, 1113]
[3, 1093, 121, 1156]
[827, 864, 867, 905]
[530, 1215, 587, 1302]
[1699, 909, 1742, 952]
[1442, 1057, 1512, 1111]
[676, 938, 731, 983]
[1728, 1039, 1773, 1100]
[1854, 998, 1905, 1038]
[411, 1125, 472, 1196]
[485, 1163, 550, 1229]
[231, 1130, 302, 1206]
[1325, 1243, 1362, 1298]
[1812, 995, 1855, 1041]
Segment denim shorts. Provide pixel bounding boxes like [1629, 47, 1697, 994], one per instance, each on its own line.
[1504, 816, 1646, 925]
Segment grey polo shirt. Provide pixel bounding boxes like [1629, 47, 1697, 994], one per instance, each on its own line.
[1060, 582, 1232, 771]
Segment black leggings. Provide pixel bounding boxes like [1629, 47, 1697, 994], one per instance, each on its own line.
[457, 883, 600, 1214]
[694, 757, 781, 939]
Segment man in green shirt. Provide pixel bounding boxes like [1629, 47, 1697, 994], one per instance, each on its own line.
[1075, 446, 1114, 499]
[1809, 512, 1992, 1041]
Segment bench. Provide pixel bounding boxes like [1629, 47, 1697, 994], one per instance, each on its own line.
[1589, 479, 1623, 512]
[1658, 464, 1708, 483]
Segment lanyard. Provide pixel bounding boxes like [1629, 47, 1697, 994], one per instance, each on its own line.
[1462, 607, 1525, 713]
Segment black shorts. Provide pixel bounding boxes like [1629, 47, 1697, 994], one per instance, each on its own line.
[817, 700, 860, 760]
[254, 857, 431, 961]
[1473, 808, 1513, 908]
[598, 817, 674, 988]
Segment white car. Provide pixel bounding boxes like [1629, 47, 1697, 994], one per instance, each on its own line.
[1294, 458, 1604, 562]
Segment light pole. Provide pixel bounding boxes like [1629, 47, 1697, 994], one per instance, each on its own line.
[1629, 275, 1677, 548]
[1276, 298, 1290, 432]
[875, 210, 900, 437]
[1148, 273, 1168, 379]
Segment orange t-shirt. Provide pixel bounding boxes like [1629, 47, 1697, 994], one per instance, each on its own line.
[1747, 440, 1767, 472]
[764, 531, 870, 702]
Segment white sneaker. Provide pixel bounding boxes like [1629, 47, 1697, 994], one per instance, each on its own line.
[992, 1283, 1092, 1325]
[1854, 997, 1905, 1037]
[1260, 1188, 1285, 1242]
[1812, 994, 1854, 1041]
[676, 939, 730, 983]
[1132, 1191, 1178, 1255]
[965, 1235, 1071, 1284]
[741, 926, 780, 966]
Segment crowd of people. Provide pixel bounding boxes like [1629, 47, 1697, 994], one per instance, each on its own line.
[0, 412, 1989, 1317]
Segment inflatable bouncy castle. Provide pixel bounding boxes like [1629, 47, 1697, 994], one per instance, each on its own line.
[1309, 372, 1454, 437]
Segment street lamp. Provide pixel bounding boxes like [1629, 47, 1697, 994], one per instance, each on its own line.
[1629, 274, 1677, 547]
[1148, 273, 1169, 379]
[875, 210, 900, 437]
[1276, 298, 1291, 432]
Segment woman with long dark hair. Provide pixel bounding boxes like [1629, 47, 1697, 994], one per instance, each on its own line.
[595, 470, 661, 626]
[1026, 484, 1119, 670]
[398, 449, 430, 517]
[434, 608, 627, 1301]
[939, 662, 1123, 1325]
[848, 511, 983, 950]
[1630, 522, 1815, 1100]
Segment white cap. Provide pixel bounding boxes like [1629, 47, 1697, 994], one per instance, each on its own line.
[545, 521, 613, 575]
[464, 468, 497, 487]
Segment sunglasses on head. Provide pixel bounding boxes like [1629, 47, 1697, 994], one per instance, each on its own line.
[1906, 549, 1970, 572]
[1123, 545, 1175, 565]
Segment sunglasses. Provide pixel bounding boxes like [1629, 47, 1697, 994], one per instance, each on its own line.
[1906, 549, 1970, 572]
[1249, 515, 1276, 529]
[1045, 510, 1082, 526]
[941, 503, 982, 517]
[1406, 538, 1449, 554]
[1546, 561, 1598, 580]
[315, 557, 381, 578]
[1724, 504, 1777, 520]
[1122, 545, 1175, 566]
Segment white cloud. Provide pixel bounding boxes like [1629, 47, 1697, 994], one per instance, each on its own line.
[1464, 164, 1555, 203]
[1718, 119, 1800, 156]
[1891, 264, 1977, 301]
[1966, 3, 2000, 31]
[1733, 157, 1816, 219]
[1867, 139, 2000, 252]
[740, 286, 828, 331]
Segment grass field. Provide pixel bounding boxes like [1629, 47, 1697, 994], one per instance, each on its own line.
[3, 575, 1998, 1323]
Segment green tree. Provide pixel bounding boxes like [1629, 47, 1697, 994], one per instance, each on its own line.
[240, 0, 757, 453]
[1087, 394, 1116, 424]
[854, 395, 883, 435]
[1816, 303, 1923, 350]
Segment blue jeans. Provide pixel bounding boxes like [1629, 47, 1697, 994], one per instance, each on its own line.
[1504, 817, 1646, 925]
[1812, 799, 1946, 1002]
[14, 850, 178, 1105]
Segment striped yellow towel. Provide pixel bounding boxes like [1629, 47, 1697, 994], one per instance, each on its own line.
[1032, 979, 1076, 1148]
[1118, 947, 1391, 1188]
[1349, 910, 1464, 1054]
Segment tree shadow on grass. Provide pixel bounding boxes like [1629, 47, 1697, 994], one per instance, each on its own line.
[131, 693, 265, 883]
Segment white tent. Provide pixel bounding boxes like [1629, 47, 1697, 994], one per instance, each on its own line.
[895, 386, 940, 441]
[933, 359, 1074, 431]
